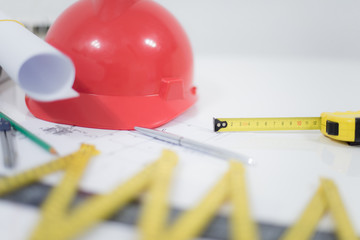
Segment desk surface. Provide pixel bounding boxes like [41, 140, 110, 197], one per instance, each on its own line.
[1, 55, 360, 239]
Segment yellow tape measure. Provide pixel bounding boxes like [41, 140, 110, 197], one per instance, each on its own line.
[214, 111, 360, 145]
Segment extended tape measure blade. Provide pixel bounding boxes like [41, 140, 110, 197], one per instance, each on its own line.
[214, 117, 321, 132]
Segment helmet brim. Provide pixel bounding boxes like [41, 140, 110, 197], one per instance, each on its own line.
[25, 92, 197, 130]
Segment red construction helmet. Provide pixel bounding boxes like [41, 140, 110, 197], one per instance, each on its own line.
[26, 0, 197, 130]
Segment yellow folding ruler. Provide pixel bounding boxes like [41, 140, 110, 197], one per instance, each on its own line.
[214, 111, 360, 145]
[0, 144, 258, 240]
[0, 144, 357, 239]
[280, 178, 358, 240]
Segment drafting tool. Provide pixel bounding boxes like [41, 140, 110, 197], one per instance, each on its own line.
[214, 111, 360, 145]
[138, 150, 178, 240]
[160, 161, 258, 240]
[229, 161, 259, 240]
[0, 118, 16, 167]
[135, 126, 254, 165]
[0, 143, 259, 240]
[0, 112, 58, 154]
[280, 178, 357, 240]
[0, 144, 356, 239]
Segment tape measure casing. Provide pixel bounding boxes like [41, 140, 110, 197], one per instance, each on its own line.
[320, 111, 360, 144]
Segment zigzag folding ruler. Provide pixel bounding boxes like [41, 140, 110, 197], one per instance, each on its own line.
[0, 144, 357, 240]
[0, 144, 257, 240]
[281, 178, 358, 240]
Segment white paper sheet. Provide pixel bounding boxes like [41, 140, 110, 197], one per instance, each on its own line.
[0, 10, 77, 101]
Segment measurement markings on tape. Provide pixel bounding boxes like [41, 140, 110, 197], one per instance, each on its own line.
[214, 117, 321, 132]
[214, 111, 360, 145]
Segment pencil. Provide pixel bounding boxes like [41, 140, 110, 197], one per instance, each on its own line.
[0, 112, 58, 155]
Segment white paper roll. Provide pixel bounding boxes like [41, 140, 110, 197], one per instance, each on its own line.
[0, 11, 78, 102]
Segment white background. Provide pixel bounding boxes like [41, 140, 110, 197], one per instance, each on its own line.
[0, 0, 360, 59]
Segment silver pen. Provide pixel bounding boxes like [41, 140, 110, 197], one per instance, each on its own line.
[134, 127, 254, 165]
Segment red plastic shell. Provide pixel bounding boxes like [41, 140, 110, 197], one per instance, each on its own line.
[26, 0, 197, 130]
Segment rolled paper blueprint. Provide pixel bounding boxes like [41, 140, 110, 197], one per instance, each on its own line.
[0, 11, 78, 101]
